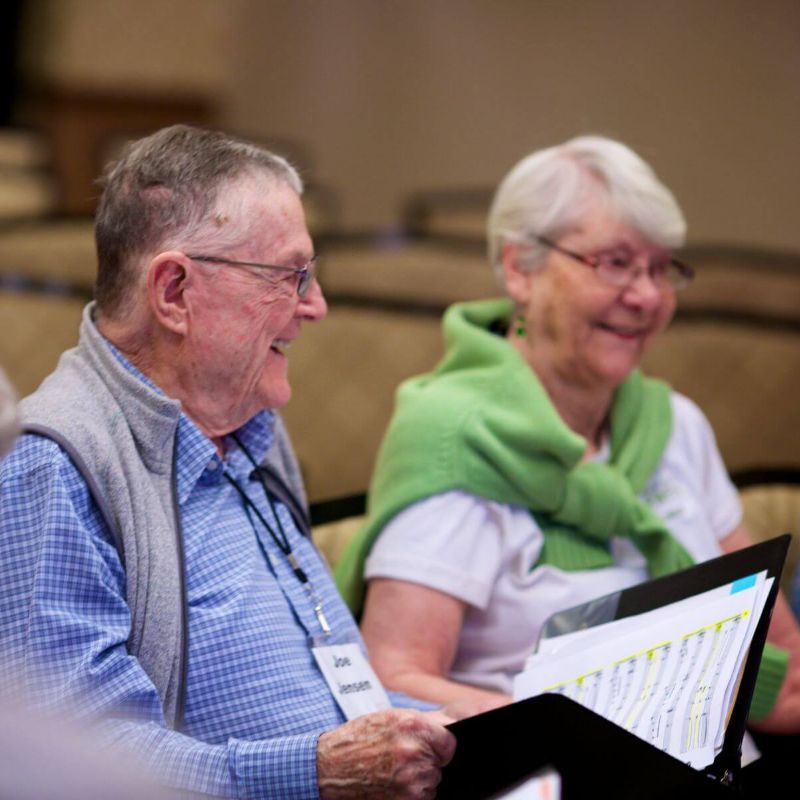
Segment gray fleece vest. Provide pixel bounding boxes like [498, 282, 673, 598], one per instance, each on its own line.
[20, 303, 309, 728]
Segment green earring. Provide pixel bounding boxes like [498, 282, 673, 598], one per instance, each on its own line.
[514, 315, 526, 337]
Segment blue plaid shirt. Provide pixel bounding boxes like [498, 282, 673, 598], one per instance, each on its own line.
[0, 346, 425, 799]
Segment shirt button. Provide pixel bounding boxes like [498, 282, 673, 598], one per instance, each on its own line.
[207, 459, 219, 471]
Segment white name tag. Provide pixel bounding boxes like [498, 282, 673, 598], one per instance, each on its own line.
[311, 642, 392, 720]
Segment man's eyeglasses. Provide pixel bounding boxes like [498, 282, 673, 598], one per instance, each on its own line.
[528, 234, 694, 291]
[187, 254, 318, 298]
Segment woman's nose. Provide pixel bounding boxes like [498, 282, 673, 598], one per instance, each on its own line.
[621, 264, 667, 309]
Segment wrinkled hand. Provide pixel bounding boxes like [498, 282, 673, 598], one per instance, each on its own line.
[317, 708, 457, 799]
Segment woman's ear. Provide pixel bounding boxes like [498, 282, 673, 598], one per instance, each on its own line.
[147, 251, 192, 335]
[501, 241, 536, 307]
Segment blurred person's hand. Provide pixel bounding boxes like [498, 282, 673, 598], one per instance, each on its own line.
[0, 703, 180, 800]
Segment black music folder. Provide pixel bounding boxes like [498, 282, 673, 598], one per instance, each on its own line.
[438, 534, 790, 800]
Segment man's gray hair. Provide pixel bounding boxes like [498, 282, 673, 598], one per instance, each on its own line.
[94, 125, 303, 317]
[0, 366, 19, 457]
[487, 135, 686, 282]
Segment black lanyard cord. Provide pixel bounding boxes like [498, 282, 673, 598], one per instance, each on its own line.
[236, 431, 299, 539]
[225, 432, 332, 636]
[223, 469, 309, 584]
[232, 432, 290, 529]
[231, 432, 288, 513]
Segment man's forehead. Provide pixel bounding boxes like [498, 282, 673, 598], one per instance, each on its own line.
[218, 172, 296, 213]
[216, 177, 311, 256]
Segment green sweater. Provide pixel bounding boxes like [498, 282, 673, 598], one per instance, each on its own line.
[337, 298, 693, 609]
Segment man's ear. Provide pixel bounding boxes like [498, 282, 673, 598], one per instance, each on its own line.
[501, 242, 535, 307]
[147, 251, 192, 335]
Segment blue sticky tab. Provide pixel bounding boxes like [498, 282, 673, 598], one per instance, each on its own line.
[731, 574, 757, 593]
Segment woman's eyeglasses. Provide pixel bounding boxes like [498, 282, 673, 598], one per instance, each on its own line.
[528, 235, 694, 291]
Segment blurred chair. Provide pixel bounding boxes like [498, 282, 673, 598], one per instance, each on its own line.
[674, 245, 800, 322]
[283, 298, 444, 501]
[282, 234, 494, 502]
[0, 127, 50, 170]
[310, 493, 367, 572]
[0, 284, 86, 397]
[316, 233, 494, 308]
[403, 187, 492, 242]
[735, 471, 800, 599]
[302, 183, 341, 240]
[642, 321, 800, 475]
[0, 217, 96, 290]
[642, 246, 800, 477]
[18, 87, 214, 215]
[0, 127, 58, 221]
[0, 169, 58, 221]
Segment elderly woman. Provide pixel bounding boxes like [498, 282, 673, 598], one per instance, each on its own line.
[337, 136, 800, 732]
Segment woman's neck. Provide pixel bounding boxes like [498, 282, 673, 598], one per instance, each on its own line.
[543, 379, 611, 455]
[508, 332, 613, 453]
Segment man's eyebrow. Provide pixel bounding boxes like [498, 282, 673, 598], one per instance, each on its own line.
[272, 246, 314, 263]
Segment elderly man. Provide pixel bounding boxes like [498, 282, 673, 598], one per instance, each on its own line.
[0, 126, 455, 799]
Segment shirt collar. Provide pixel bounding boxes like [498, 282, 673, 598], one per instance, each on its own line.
[224, 410, 275, 467]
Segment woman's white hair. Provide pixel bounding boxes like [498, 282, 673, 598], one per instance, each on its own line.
[487, 135, 686, 282]
[0, 367, 19, 457]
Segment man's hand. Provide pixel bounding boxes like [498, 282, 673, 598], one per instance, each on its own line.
[317, 709, 457, 799]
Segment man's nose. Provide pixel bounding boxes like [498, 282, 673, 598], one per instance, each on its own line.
[297, 278, 328, 322]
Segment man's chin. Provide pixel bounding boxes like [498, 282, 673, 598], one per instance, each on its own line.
[262, 381, 292, 410]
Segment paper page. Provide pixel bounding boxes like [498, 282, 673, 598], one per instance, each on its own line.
[514, 582, 766, 769]
[529, 573, 774, 752]
[716, 575, 773, 746]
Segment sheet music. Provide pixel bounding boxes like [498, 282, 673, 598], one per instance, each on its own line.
[513, 574, 772, 769]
